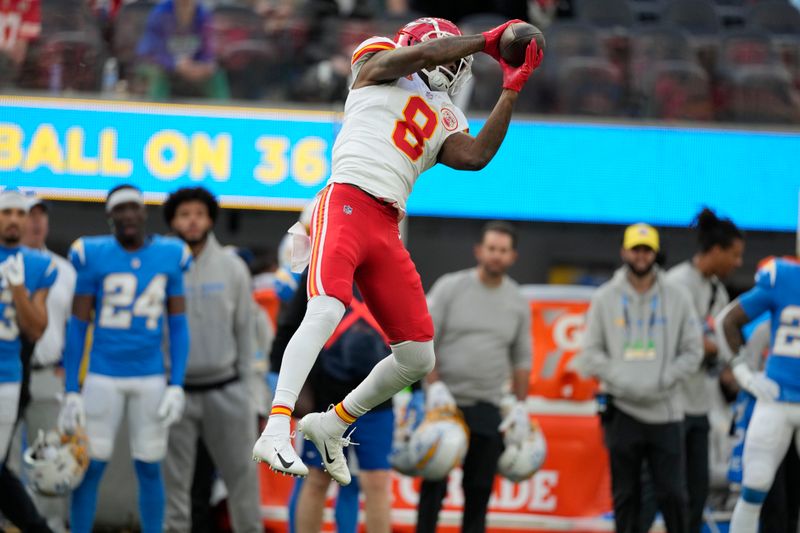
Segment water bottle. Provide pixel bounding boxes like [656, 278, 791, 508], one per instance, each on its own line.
[102, 57, 118, 95]
[49, 62, 62, 93]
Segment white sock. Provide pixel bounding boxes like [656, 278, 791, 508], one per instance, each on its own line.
[327, 340, 435, 436]
[263, 295, 345, 437]
[730, 498, 761, 533]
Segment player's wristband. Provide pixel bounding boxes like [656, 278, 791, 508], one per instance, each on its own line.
[168, 313, 189, 387]
[64, 317, 89, 393]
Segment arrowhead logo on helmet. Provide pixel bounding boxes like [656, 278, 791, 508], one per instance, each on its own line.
[394, 17, 473, 96]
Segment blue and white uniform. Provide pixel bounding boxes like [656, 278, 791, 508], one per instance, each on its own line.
[64, 232, 191, 533]
[0, 245, 56, 461]
[734, 258, 800, 497]
[65, 234, 191, 460]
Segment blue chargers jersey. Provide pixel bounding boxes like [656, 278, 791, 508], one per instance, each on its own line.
[69, 235, 192, 378]
[739, 258, 800, 401]
[0, 246, 57, 382]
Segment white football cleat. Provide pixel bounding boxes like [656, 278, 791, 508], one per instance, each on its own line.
[299, 412, 353, 486]
[252, 433, 309, 478]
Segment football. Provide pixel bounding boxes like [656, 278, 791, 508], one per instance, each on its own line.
[499, 22, 546, 67]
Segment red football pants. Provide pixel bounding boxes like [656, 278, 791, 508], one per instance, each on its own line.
[307, 183, 434, 343]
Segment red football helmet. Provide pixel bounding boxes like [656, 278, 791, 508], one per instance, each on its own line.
[395, 17, 472, 95]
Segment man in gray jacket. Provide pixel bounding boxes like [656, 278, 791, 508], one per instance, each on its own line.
[161, 187, 261, 533]
[572, 223, 703, 533]
[665, 208, 743, 533]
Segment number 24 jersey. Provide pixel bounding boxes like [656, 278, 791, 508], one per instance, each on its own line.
[329, 37, 470, 215]
[69, 235, 191, 378]
[740, 258, 800, 399]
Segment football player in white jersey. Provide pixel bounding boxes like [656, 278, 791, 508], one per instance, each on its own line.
[253, 17, 543, 485]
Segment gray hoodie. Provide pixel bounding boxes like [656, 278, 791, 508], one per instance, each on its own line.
[572, 267, 703, 424]
[183, 233, 254, 387]
[666, 261, 729, 416]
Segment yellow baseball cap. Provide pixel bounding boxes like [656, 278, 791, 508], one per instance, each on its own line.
[623, 223, 660, 252]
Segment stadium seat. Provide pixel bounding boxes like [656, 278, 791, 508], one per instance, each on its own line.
[629, 26, 695, 101]
[536, 22, 607, 112]
[712, 0, 748, 28]
[642, 59, 714, 120]
[719, 30, 778, 69]
[627, 0, 665, 24]
[725, 64, 800, 123]
[748, 0, 800, 36]
[575, 0, 636, 86]
[746, 1, 800, 89]
[39, 31, 105, 92]
[662, 0, 723, 79]
[576, 0, 636, 30]
[17, 0, 104, 90]
[555, 57, 626, 117]
[662, 0, 722, 36]
[210, 5, 274, 100]
[112, 1, 156, 80]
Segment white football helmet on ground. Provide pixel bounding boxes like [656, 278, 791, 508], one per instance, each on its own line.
[390, 398, 421, 476]
[23, 429, 89, 496]
[409, 407, 469, 481]
[497, 420, 547, 482]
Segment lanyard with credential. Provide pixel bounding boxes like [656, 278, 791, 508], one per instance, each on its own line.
[622, 294, 659, 355]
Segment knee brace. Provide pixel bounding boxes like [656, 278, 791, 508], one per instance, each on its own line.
[391, 340, 435, 383]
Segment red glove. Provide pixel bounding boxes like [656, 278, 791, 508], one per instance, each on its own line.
[501, 40, 544, 92]
[481, 19, 524, 62]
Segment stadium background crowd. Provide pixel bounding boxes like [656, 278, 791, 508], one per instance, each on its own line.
[1, 0, 800, 123]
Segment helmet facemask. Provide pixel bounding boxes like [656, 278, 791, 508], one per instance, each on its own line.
[397, 18, 473, 96]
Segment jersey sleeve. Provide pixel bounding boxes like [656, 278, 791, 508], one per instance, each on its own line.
[166, 241, 192, 297]
[739, 259, 779, 319]
[36, 257, 57, 291]
[350, 36, 397, 83]
[68, 238, 98, 296]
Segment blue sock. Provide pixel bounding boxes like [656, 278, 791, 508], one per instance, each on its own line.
[133, 460, 165, 533]
[287, 476, 303, 533]
[70, 459, 107, 533]
[335, 474, 360, 533]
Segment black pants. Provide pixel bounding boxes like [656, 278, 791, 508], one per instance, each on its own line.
[0, 415, 52, 533]
[638, 415, 709, 533]
[761, 442, 800, 533]
[605, 409, 688, 533]
[416, 403, 504, 533]
[683, 414, 709, 533]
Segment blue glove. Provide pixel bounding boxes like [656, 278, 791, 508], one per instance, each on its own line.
[405, 389, 425, 430]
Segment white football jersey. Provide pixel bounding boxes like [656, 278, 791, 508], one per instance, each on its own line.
[328, 36, 469, 215]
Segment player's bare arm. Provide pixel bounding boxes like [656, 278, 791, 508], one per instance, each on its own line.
[167, 295, 186, 315]
[12, 286, 48, 341]
[438, 39, 543, 171]
[719, 302, 749, 358]
[354, 34, 485, 89]
[437, 90, 517, 170]
[71, 294, 94, 322]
